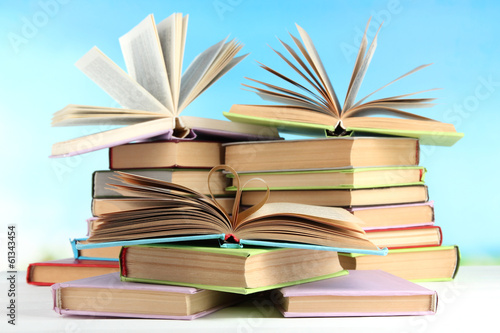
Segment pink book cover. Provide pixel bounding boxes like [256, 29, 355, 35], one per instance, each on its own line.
[278, 270, 437, 317]
[348, 201, 435, 231]
[51, 272, 239, 320]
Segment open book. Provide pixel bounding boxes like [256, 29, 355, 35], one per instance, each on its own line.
[51, 13, 280, 157]
[81, 165, 386, 256]
[223, 18, 463, 146]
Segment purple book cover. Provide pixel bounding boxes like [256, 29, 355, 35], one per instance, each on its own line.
[278, 270, 437, 317]
[51, 126, 281, 158]
[51, 272, 237, 320]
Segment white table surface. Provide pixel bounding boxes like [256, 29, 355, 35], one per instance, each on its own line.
[1, 266, 498, 333]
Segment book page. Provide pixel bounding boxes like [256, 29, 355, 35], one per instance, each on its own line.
[177, 38, 227, 112]
[75, 47, 170, 113]
[157, 13, 188, 111]
[119, 14, 174, 113]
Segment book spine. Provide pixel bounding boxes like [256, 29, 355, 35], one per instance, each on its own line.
[120, 247, 128, 277]
[415, 140, 420, 165]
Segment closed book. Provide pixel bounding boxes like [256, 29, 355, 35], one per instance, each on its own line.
[119, 244, 348, 294]
[240, 185, 429, 207]
[339, 245, 460, 282]
[347, 201, 435, 230]
[93, 168, 229, 198]
[26, 258, 119, 286]
[70, 238, 121, 261]
[52, 272, 242, 319]
[227, 166, 426, 190]
[109, 140, 224, 170]
[224, 137, 420, 172]
[277, 270, 438, 317]
[365, 226, 442, 249]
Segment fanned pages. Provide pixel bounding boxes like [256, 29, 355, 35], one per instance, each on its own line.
[84, 165, 386, 255]
[51, 13, 279, 157]
[224, 18, 464, 146]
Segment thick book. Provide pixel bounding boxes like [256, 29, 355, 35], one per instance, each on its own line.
[227, 166, 425, 190]
[70, 238, 121, 261]
[51, 13, 280, 158]
[365, 226, 442, 250]
[223, 19, 463, 146]
[51, 272, 242, 320]
[93, 168, 229, 198]
[119, 244, 348, 294]
[82, 167, 386, 256]
[277, 270, 437, 317]
[224, 137, 420, 172]
[339, 245, 460, 282]
[348, 201, 435, 230]
[108, 140, 225, 170]
[240, 185, 429, 207]
[26, 258, 119, 286]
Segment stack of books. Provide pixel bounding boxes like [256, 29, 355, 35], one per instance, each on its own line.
[39, 15, 464, 320]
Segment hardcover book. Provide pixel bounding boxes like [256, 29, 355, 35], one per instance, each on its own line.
[223, 19, 463, 146]
[338, 245, 460, 282]
[364, 226, 442, 250]
[226, 166, 426, 190]
[93, 168, 229, 198]
[347, 201, 435, 230]
[70, 238, 121, 261]
[240, 185, 429, 207]
[51, 13, 280, 158]
[224, 137, 420, 172]
[52, 272, 242, 319]
[119, 244, 348, 294]
[277, 270, 437, 317]
[109, 140, 225, 169]
[26, 258, 119, 286]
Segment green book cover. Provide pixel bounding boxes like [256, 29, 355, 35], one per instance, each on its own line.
[226, 166, 426, 191]
[223, 112, 464, 147]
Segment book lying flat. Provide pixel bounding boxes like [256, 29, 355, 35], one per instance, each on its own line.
[240, 185, 429, 207]
[227, 166, 425, 190]
[224, 137, 420, 172]
[277, 270, 437, 317]
[365, 226, 442, 250]
[120, 244, 348, 294]
[52, 272, 242, 319]
[339, 245, 460, 282]
[82, 167, 387, 256]
[51, 13, 280, 158]
[108, 140, 225, 170]
[70, 238, 121, 261]
[348, 201, 435, 230]
[26, 258, 119, 286]
[93, 169, 229, 198]
[223, 19, 463, 146]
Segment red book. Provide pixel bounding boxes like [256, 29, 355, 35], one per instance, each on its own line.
[26, 258, 119, 286]
[365, 226, 443, 250]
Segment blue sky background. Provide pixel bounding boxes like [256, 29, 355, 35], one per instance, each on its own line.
[1, 0, 499, 269]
